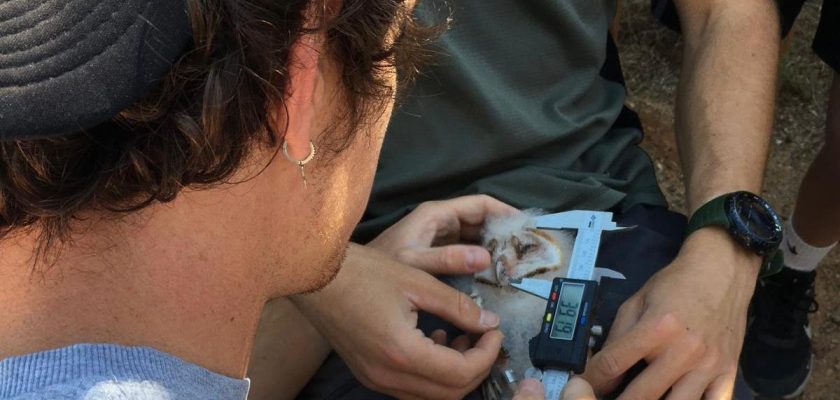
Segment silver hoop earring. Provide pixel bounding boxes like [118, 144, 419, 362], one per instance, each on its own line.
[282, 140, 316, 188]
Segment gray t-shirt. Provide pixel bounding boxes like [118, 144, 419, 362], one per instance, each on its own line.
[354, 0, 666, 242]
[0, 344, 249, 399]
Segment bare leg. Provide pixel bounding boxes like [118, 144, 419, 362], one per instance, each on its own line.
[247, 298, 331, 400]
[791, 74, 840, 247]
[610, 0, 621, 41]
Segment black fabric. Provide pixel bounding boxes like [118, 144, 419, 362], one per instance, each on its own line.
[0, 0, 192, 140]
[600, 34, 626, 86]
[651, 0, 680, 33]
[777, 0, 809, 37]
[652, 0, 807, 37]
[813, 0, 839, 73]
[653, 0, 839, 72]
[769, 0, 840, 72]
[298, 205, 754, 400]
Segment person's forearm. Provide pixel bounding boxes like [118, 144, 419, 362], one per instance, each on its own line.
[673, 1, 780, 215]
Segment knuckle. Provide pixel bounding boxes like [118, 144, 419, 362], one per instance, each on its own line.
[356, 375, 377, 391]
[366, 365, 403, 391]
[704, 348, 723, 367]
[441, 247, 458, 268]
[359, 364, 387, 389]
[455, 290, 472, 312]
[415, 201, 439, 214]
[381, 343, 412, 371]
[615, 301, 632, 316]
[722, 362, 739, 377]
[654, 312, 682, 337]
[683, 332, 705, 355]
[693, 352, 727, 378]
[448, 370, 472, 387]
[594, 352, 624, 378]
[395, 248, 415, 264]
[615, 296, 640, 316]
[414, 202, 431, 212]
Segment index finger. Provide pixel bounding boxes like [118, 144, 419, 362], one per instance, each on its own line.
[410, 329, 503, 388]
[582, 314, 674, 393]
[408, 271, 499, 333]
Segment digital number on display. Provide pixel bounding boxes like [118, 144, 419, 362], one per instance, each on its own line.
[549, 282, 585, 341]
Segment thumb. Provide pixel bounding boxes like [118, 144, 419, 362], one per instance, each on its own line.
[561, 377, 596, 400]
[513, 379, 545, 400]
[408, 273, 500, 333]
[398, 244, 491, 275]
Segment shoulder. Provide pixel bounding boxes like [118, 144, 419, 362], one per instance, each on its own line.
[7, 375, 246, 400]
[1, 344, 249, 400]
[7, 379, 172, 400]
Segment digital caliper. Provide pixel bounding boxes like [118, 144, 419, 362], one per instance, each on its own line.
[511, 211, 629, 400]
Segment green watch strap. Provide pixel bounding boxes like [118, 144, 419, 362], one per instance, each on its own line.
[685, 194, 730, 236]
[686, 193, 784, 279]
[760, 249, 785, 278]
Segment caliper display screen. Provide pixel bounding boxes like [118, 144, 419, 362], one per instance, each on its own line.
[549, 282, 585, 341]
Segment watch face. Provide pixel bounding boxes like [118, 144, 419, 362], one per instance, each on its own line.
[726, 192, 783, 256]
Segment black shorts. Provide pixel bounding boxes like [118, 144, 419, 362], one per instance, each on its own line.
[781, 0, 840, 73]
[297, 205, 754, 400]
[652, 0, 840, 73]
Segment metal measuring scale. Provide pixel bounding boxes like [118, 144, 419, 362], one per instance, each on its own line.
[511, 210, 630, 400]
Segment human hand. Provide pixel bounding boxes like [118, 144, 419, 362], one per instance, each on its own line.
[512, 377, 596, 400]
[582, 227, 761, 399]
[291, 244, 504, 399]
[368, 195, 517, 274]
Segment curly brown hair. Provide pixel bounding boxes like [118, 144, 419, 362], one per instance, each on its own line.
[0, 0, 441, 259]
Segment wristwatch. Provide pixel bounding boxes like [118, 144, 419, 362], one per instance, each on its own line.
[686, 191, 784, 278]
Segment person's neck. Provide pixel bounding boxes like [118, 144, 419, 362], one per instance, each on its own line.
[0, 210, 267, 379]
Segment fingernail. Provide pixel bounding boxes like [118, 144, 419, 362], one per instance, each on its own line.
[480, 310, 500, 328]
[518, 379, 542, 394]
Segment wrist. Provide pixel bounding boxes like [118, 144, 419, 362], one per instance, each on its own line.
[681, 226, 762, 279]
[676, 227, 761, 311]
[687, 185, 762, 216]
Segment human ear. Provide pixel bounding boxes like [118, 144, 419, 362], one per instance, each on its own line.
[269, 32, 325, 161]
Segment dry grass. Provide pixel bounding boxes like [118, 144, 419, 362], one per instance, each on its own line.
[617, 1, 839, 398]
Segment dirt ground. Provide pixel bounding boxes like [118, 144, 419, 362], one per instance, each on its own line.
[617, 1, 839, 398]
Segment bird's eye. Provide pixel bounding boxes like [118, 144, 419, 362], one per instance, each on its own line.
[512, 236, 536, 259]
[487, 239, 498, 253]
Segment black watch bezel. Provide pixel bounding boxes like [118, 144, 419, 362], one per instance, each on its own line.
[724, 191, 783, 257]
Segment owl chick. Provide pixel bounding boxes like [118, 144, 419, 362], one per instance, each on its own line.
[471, 210, 576, 399]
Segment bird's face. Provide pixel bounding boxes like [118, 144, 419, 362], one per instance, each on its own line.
[476, 211, 572, 286]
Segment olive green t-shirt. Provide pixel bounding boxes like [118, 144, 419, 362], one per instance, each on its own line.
[355, 0, 667, 242]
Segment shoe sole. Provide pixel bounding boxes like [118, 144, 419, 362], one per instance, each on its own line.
[746, 354, 814, 400]
[782, 354, 814, 399]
